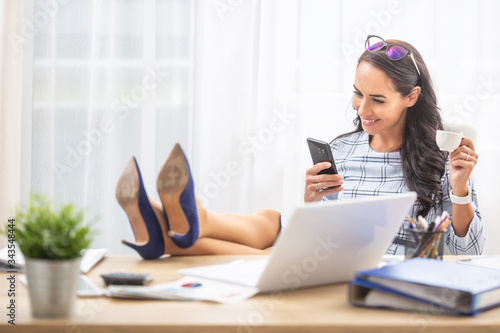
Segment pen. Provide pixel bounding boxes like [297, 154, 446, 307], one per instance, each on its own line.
[413, 231, 436, 258]
[417, 216, 428, 231]
[427, 221, 435, 232]
[411, 221, 437, 258]
[437, 217, 451, 232]
[433, 211, 450, 232]
[408, 216, 416, 228]
[410, 212, 451, 259]
[408, 217, 421, 243]
[429, 245, 438, 259]
[417, 231, 443, 258]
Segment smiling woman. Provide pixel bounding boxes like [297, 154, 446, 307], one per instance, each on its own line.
[305, 35, 484, 256]
[352, 61, 421, 153]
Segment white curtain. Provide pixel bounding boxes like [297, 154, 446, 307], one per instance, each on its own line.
[23, 0, 500, 254]
[0, 0, 24, 246]
[30, 0, 198, 253]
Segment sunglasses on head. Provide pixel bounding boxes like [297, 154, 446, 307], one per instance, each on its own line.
[365, 35, 421, 76]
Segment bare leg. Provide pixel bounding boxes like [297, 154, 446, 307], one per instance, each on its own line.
[166, 237, 273, 255]
[150, 198, 278, 255]
[156, 143, 281, 251]
[197, 202, 281, 250]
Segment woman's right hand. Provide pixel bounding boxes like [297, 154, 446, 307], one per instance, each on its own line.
[304, 162, 344, 202]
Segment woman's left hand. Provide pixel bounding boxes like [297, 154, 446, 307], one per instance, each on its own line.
[448, 137, 478, 194]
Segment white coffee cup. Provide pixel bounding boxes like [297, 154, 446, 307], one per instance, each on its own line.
[436, 130, 464, 152]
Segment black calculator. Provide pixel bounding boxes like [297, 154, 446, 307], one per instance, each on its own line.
[100, 272, 153, 286]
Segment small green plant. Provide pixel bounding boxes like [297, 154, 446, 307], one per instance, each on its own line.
[13, 193, 95, 260]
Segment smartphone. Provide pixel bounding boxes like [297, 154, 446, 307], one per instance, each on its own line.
[307, 137, 338, 174]
[307, 137, 340, 189]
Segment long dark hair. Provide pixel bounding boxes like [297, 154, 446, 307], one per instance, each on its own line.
[338, 39, 446, 217]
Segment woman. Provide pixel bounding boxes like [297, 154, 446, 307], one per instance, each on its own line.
[117, 35, 484, 259]
[304, 35, 484, 255]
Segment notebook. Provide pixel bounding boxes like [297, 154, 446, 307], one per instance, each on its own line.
[179, 192, 417, 293]
[0, 246, 107, 273]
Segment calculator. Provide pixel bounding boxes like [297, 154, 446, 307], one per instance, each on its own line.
[100, 272, 153, 286]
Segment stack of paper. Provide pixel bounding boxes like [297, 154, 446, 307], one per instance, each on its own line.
[106, 276, 258, 303]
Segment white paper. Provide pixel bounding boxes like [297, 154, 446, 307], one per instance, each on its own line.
[107, 276, 259, 303]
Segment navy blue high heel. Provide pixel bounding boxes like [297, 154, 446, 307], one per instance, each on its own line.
[116, 157, 165, 259]
[157, 143, 199, 249]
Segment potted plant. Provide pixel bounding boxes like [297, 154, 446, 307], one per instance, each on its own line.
[13, 193, 95, 318]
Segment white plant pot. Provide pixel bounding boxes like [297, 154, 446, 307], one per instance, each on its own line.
[25, 257, 81, 318]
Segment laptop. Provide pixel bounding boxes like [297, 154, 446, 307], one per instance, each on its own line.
[178, 192, 417, 293]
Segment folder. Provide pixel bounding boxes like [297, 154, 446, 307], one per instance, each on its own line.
[349, 277, 459, 315]
[348, 258, 500, 315]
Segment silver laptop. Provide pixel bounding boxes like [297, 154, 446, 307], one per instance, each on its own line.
[178, 192, 417, 293]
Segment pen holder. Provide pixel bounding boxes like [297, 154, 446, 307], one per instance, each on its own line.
[404, 228, 445, 260]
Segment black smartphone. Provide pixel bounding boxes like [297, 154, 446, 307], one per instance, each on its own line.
[307, 137, 339, 179]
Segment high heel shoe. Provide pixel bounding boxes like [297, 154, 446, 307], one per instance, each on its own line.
[116, 157, 165, 259]
[157, 143, 199, 249]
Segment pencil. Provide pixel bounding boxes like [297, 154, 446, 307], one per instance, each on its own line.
[408, 217, 421, 243]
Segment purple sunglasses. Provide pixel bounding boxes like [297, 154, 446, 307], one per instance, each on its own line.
[365, 35, 421, 76]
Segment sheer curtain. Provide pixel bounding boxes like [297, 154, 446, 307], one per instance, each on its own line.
[31, 0, 197, 253]
[27, 0, 500, 254]
[0, 0, 25, 243]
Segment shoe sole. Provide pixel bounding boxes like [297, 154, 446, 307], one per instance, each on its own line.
[116, 157, 149, 245]
[157, 144, 190, 236]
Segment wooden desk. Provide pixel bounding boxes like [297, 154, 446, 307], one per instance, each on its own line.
[2, 255, 500, 333]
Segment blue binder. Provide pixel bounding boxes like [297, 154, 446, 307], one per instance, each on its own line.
[349, 258, 500, 315]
